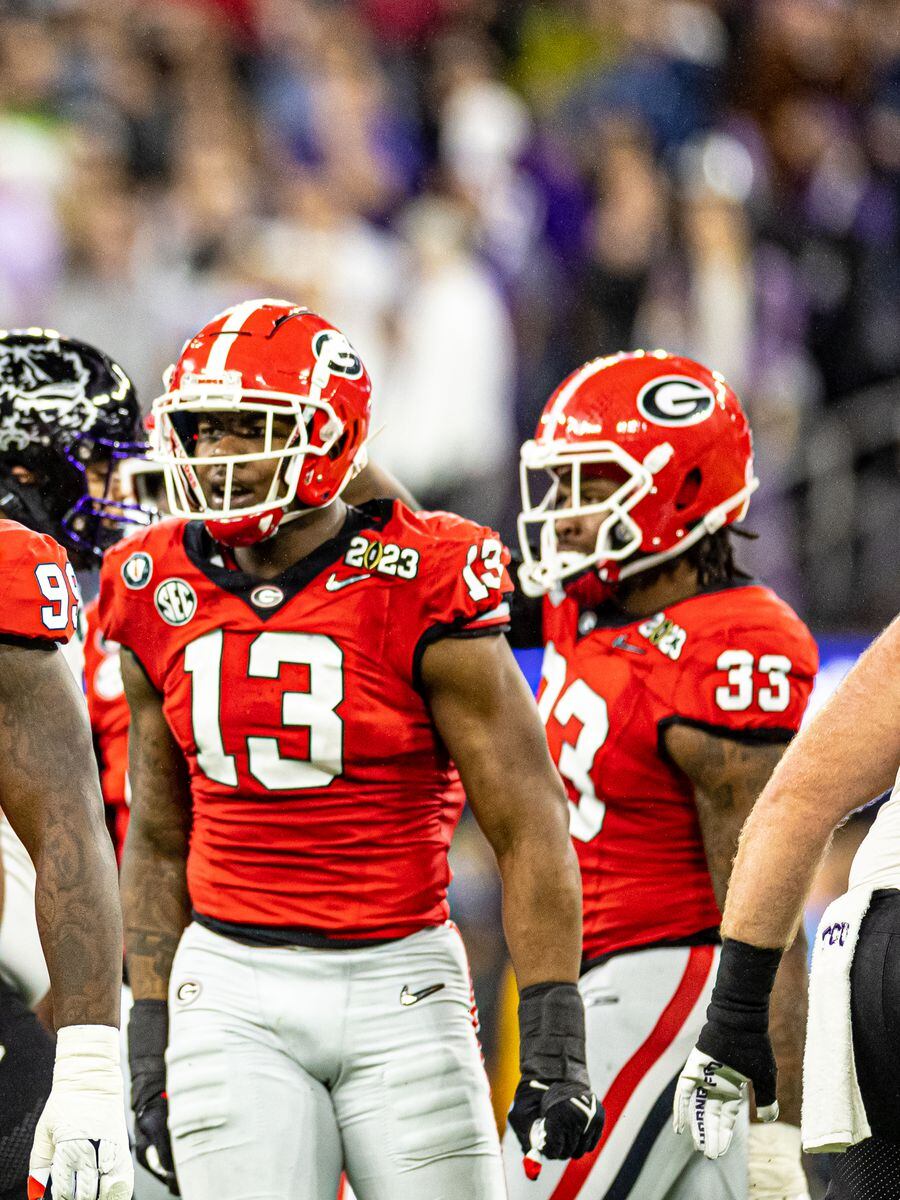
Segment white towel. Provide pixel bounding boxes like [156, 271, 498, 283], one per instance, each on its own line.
[801, 884, 874, 1153]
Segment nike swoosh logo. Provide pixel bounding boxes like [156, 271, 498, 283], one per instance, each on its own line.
[611, 634, 646, 655]
[399, 983, 445, 1007]
[324, 572, 372, 592]
[571, 1094, 598, 1122]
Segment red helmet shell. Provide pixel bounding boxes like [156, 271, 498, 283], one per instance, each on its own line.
[535, 351, 754, 556]
[169, 302, 372, 510]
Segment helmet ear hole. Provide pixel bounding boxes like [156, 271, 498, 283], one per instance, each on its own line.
[675, 468, 702, 511]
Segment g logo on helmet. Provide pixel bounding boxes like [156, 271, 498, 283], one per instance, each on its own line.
[636, 376, 716, 427]
[312, 330, 363, 379]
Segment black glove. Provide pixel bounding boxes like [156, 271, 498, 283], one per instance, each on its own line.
[507, 983, 604, 1164]
[696, 938, 783, 1113]
[128, 999, 180, 1196]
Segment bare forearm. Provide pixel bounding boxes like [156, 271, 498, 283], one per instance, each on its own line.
[119, 648, 193, 1001]
[498, 835, 582, 988]
[767, 934, 808, 1126]
[34, 810, 123, 1027]
[724, 620, 900, 947]
[0, 643, 123, 1027]
[121, 833, 190, 1001]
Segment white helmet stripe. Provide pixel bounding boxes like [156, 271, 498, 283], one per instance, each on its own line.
[204, 299, 271, 374]
[542, 355, 617, 435]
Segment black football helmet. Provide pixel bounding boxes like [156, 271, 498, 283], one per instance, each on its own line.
[0, 329, 150, 563]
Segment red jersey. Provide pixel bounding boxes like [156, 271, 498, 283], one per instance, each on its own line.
[84, 598, 131, 860]
[99, 500, 512, 941]
[0, 520, 80, 644]
[540, 584, 818, 963]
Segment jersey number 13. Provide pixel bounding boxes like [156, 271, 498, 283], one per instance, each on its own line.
[184, 630, 343, 790]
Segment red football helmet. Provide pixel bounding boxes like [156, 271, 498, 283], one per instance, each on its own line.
[150, 300, 372, 546]
[517, 350, 757, 596]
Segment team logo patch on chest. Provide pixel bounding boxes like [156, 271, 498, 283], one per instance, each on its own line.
[637, 612, 687, 660]
[155, 578, 197, 626]
[121, 551, 153, 590]
[250, 584, 284, 609]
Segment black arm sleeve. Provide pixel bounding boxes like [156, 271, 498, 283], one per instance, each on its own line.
[506, 553, 543, 649]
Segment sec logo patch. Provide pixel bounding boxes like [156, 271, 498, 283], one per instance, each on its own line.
[121, 551, 153, 590]
[155, 578, 197, 626]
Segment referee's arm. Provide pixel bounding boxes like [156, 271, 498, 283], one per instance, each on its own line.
[722, 612, 900, 950]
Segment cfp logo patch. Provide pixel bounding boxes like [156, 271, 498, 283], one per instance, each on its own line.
[121, 551, 153, 590]
[312, 329, 363, 379]
[637, 376, 716, 427]
[155, 578, 197, 626]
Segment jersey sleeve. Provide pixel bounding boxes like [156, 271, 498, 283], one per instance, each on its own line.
[0, 523, 81, 644]
[407, 512, 514, 681]
[669, 611, 819, 740]
[98, 530, 164, 691]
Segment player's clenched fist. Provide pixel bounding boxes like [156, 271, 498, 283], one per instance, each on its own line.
[128, 1000, 180, 1195]
[507, 983, 604, 1176]
[673, 939, 782, 1159]
[28, 1025, 133, 1200]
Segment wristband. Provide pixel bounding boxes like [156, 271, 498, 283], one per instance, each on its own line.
[518, 982, 589, 1086]
[53, 1024, 121, 1091]
[706, 939, 783, 1031]
[128, 999, 169, 1112]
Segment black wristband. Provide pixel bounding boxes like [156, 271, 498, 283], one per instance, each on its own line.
[128, 999, 169, 1112]
[707, 938, 783, 1030]
[518, 981, 589, 1087]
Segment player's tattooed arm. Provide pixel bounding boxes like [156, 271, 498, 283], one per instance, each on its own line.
[119, 648, 192, 1001]
[0, 641, 122, 1028]
[665, 725, 806, 1126]
[422, 633, 582, 987]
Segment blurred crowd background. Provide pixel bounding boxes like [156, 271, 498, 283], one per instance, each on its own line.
[2, 0, 897, 627]
[1, 0, 897, 1180]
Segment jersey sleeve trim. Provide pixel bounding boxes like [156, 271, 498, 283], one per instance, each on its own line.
[0, 632, 58, 652]
[412, 616, 511, 692]
[656, 715, 795, 768]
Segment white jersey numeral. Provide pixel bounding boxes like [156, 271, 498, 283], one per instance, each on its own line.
[184, 630, 237, 785]
[714, 650, 793, 714]
[185, 630, 344, 791]
[539, 643, 609, 843]
[35, 561, 81, 632]
[462, 539, 504, 602]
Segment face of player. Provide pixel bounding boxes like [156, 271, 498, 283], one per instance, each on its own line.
[84, 458, 135, 508]
[553, 470, 621, 554]
[193, 411, 297, 510]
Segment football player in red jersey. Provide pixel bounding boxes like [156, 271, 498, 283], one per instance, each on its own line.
[0, 520, 132, 1200]
[0, 332, 146, 1200]
[503, 351, 817, 1200]
[104, 300, 603, 1200]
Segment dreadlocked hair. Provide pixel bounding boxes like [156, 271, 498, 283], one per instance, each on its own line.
[684, 527, 754, 589]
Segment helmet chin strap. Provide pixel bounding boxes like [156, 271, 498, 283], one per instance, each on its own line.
[608, 478, 760, 582]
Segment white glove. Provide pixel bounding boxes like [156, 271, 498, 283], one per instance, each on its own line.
[748, 1121, 810, 1199]
[673, 1045, 777, 1159]
[29, 1024, 134, 1200]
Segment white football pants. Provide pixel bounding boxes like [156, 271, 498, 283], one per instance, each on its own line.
[166, 921, 505, 1200]
[503, 944, 749, 1200]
